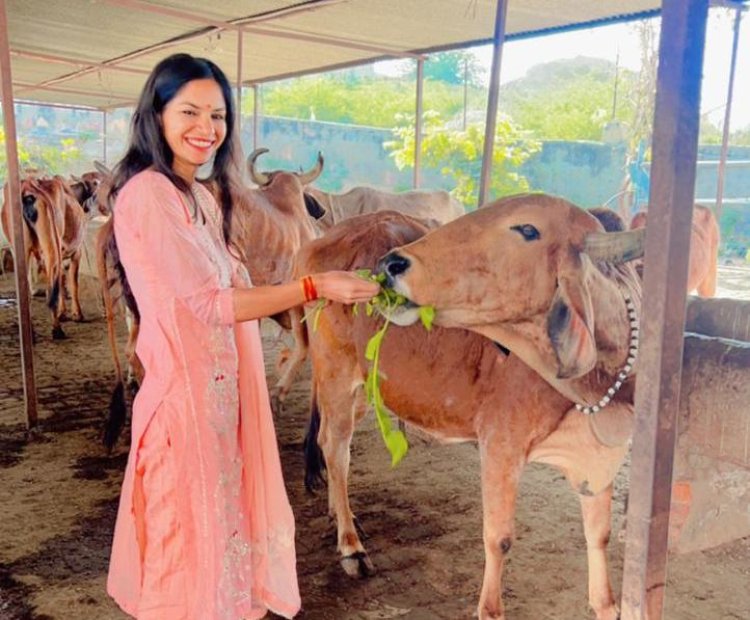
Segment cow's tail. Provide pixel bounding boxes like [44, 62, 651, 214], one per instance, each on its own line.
[104, 382, 127, 452]
[37, 185, 64, 313]
[303, 379, 327, 493]
[97, 222, 127, 451]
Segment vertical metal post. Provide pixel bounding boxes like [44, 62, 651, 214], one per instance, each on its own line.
[478, 0, 510, 207]
[236, 29, 244, 136]
[463, 56, 469, 131]
[620, 1, 709, 619]
[714, 5, 743, 225]
[253, 84, 260, 150]
[102, 109, 108, 164]
[413, 57, 424, 189]
[0, 0, 38, 430]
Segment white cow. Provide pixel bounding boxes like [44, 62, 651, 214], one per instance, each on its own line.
[303, 186, 464, 231]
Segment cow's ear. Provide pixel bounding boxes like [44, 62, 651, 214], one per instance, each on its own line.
[546, 267, 597, 379]
[303, 193, 326, 220]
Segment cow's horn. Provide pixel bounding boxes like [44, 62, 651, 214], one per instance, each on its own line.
[297, 151, 324, 185]
[583, 227, 646, 263]
[247, 148, 271, 186]
[94, 160, 112, 176]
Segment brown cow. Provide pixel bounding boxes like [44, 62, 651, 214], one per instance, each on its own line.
[298, 209, 642, 620]
[381, 194, 644, 412]
[379, 196, 646, 615]
[630, 204, 719, 297]
[100, 149, 327, 449]
[1, 176, 87, 338]
[69, 170, 104, 215]
[306, 185, 464, 232]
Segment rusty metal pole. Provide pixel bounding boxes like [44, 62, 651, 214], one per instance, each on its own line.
[236, 29, 243, 137]
[252, 84, 259, 150]
[477, 0, 509, 208]
[413, 57, 424, 189]
[714, 4, 743, 225]
[102, 109, 108, 163]
[620, 1, 709, 619]
[0, 0, 39, 430]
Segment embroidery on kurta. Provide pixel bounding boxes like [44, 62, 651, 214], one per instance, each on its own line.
[192, 184, 257, 615]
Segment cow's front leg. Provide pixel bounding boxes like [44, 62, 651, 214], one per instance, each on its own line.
[68, 251, 84, 321]
[316, 370, 374, 578]
[274, 306, 308, 408]
[580, 485, 618, 620]
[477, 435, 524, 620]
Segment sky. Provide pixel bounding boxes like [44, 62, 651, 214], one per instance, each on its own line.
[376, 6, 749, 130]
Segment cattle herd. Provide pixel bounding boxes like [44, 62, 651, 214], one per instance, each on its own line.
[0, 155, 722, 619]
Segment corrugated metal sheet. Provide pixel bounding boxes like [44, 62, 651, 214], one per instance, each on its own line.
[3, 0, 674, 109]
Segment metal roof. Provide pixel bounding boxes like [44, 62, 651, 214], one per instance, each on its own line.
[3, 0, 676, 110]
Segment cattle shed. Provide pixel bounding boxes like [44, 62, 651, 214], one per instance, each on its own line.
[0, 1, 748, 618]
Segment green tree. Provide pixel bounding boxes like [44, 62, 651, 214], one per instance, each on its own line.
[386, 111, 540, 208]
[730, 125, 750, 146]
[400, 50, 486, 86]
[1, 127, 86, 181]
[246, 70, 487, 128]
[500, 57, 636, 141]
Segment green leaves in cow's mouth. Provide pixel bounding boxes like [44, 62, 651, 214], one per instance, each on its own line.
[304, 268, 435, 467]
[356, 269, 435, 466]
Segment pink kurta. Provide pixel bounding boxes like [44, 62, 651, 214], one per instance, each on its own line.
[107, 170, 300, 619]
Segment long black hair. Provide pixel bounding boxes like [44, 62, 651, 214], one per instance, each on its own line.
[111, 52, 243, 241]
[102, 53, 243, 450]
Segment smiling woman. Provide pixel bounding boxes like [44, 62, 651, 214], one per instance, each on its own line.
[160, 79, 227, 182]
[103, 53, 379, 620]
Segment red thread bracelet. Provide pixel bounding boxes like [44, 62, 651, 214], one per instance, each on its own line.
[302, 275, 318, 302]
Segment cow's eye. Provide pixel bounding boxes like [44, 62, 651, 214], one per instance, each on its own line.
[511, 224, 540, 241]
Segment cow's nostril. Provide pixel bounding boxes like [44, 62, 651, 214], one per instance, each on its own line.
[384, 253, 411, 278]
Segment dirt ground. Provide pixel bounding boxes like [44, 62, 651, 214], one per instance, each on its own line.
[1, 269, 749, 620]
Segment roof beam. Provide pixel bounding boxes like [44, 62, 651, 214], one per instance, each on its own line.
[13, 81, 128, 100]
[19, 0, 416, 98]
[14, 98, 102, 112]
[236, 0, 350, 25]
[241, 24, 421, 58]
[10, 48, 151, 75]
[99, 0, 419, 58]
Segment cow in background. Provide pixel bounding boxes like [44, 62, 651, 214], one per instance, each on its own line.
[68, 170, 104, 215]
[303, 185, 464, 232]
[1, 176, 86, 339]
[630, 204, 719, 297]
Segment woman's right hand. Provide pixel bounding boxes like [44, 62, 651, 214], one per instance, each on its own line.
[311, 271, 380, 304]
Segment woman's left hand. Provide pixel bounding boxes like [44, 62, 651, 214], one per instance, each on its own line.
[312, 271, 380, 304]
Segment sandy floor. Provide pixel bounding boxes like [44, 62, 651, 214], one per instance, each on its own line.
[1, 268, 749, 620]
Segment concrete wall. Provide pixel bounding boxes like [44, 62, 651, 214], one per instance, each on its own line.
[668, 297, 750, 554]
[244, 117, 749, 210]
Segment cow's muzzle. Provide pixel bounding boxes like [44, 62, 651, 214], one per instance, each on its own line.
[379, 252, 411, 288]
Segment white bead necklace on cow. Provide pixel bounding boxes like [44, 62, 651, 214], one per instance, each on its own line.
[575, 294, 639, 416]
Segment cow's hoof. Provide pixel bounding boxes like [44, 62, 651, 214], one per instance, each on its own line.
[32, 289, 45, 298]
[341, 551, 375, 578]
[127, 378, 140, 395]
[52, 326, 66, 340]
[478, 607, 505, 620]
[58, 312, 69, 323]
[72, 313, 84, 323]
